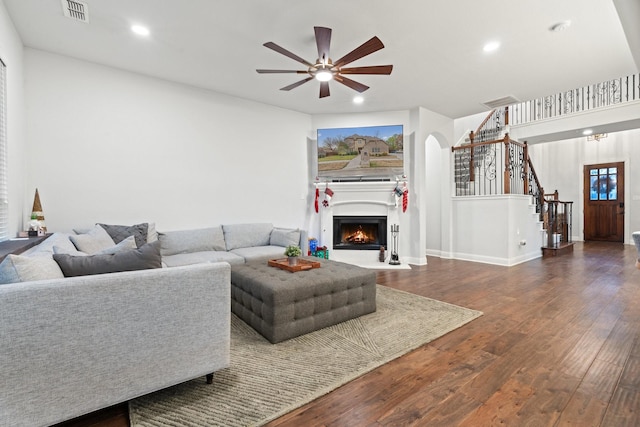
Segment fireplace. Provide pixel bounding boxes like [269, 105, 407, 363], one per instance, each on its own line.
[333, 216, 387, 250]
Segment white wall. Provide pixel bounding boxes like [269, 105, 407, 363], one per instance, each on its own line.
[453, 110, 487, 144]
[528, 129, 640, 243]
[425, 135, 442, 254]
[452, 195, 542, 266]
[0, 1, 27, 237]
[413, 107, 454, 259]
[24, 49, 312, 233]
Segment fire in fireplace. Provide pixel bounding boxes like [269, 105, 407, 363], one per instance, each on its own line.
[333, 216, 387, 250]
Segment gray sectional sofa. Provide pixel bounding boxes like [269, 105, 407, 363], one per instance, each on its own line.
[0, 222, 306, 427]
[159, 223, 308, 267]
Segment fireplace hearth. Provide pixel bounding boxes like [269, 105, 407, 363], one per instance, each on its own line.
[333, 216, 387, 250]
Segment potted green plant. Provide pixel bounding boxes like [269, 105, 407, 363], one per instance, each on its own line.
[284, 245, 302, 266]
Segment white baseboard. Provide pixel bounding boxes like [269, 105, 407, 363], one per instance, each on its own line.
[450, 251, 542, 267]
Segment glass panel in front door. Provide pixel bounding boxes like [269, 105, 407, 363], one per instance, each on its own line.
[590, 167, 618, 201]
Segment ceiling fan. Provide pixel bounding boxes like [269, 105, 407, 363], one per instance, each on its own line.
[256, 26, 393, 98]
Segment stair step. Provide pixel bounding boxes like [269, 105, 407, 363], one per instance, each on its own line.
[542, 242, 574, 258]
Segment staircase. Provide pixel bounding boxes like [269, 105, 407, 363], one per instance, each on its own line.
[452, 108, 574, 257]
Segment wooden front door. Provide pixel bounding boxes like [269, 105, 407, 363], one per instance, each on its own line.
[583, 162, 624, 242]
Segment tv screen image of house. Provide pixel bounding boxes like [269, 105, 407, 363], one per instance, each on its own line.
[316, 124, 404, 179]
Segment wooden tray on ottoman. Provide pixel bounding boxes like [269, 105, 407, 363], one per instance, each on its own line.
[268, 258, 321, 272]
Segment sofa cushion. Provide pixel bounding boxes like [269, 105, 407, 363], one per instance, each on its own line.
[0, 254, 64, 284]
[161, 251, 245, 267]
[53, 241, 162, 277]
[159, 227, 226, 256]
[230, 245, 289, 262]
[269, 227, 301, 248]
[222, 223, 273, 251]
[69, 225, 116, 254]
[98, 223, 148, 248]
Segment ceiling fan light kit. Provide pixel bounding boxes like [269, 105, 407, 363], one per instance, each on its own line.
[315, 70, 333, 82]
[257, 26, 392, 98]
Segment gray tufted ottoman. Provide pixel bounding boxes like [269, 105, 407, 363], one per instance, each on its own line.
[230, 257, 376, 343]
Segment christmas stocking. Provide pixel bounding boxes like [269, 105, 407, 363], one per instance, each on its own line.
[314, 187, 319, 213]
[402, 186, 408, 213]
[323, 186, 334, 207]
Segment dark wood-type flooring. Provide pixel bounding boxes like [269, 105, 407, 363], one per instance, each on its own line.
[57, 242, 640, 427]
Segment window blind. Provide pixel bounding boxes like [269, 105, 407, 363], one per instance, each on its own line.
[0, 58, 8, 241]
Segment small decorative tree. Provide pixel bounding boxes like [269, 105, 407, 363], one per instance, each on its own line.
[284, 245, 302, 266]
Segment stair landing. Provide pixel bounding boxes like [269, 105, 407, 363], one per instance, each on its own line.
[542, 242, 574, 258]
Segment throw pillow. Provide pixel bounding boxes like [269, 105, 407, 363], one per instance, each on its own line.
[53, 241, 162, 278]
[98, 222, 149, 248]
[96, 235, 137, 254]
[222, 223, 273, 250]
[21, 232, 77, 257]
[53, 246, 88, 256]
[55, 235, 136, 256]
[270, 227, 301, 248]
[0, 254, 64, 284]
[69, 224, 116, 254]
[147, 222, 158, 243]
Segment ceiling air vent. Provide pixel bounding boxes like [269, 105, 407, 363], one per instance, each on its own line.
[481, 95, 520, 109]
[61, 0, 89, 23]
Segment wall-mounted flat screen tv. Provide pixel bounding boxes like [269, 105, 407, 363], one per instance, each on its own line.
[316, 124, 404, 180]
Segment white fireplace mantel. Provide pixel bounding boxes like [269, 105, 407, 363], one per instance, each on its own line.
[330, 200, 397, 208]
[315, 181, 405, 266]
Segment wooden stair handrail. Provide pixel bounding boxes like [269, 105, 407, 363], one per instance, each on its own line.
[544, 190, 559, 200]
[451, 137, 525, 153]
[474, 109, 497, 136]
[527, 154, 544, 204]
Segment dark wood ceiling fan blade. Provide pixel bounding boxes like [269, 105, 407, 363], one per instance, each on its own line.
[263, 42, 314, 67]
[339, 65, 393, 75]
[314, 26, 332, 63]
[256, 69, 309, 74]
[280, 77, 314, 91]
[334, 75, 369, 93]
[333, 36, 385, 68]
[319, 81, 330, 98]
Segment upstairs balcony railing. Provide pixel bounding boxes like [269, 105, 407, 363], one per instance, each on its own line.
[509, 73, 640, 125]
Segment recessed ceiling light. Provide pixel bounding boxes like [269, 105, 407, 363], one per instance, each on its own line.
[353, 96, 364, 104]
[583, 129, 593, 136]
[550, 21, 571, 32]
[131, 24, 150, 37]
[483, 41, 500, 53]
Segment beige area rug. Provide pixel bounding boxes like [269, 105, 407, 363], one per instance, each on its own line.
[129, 285, 482, 427]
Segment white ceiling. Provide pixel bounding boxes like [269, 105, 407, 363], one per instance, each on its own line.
[3, 0, 639, 119]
